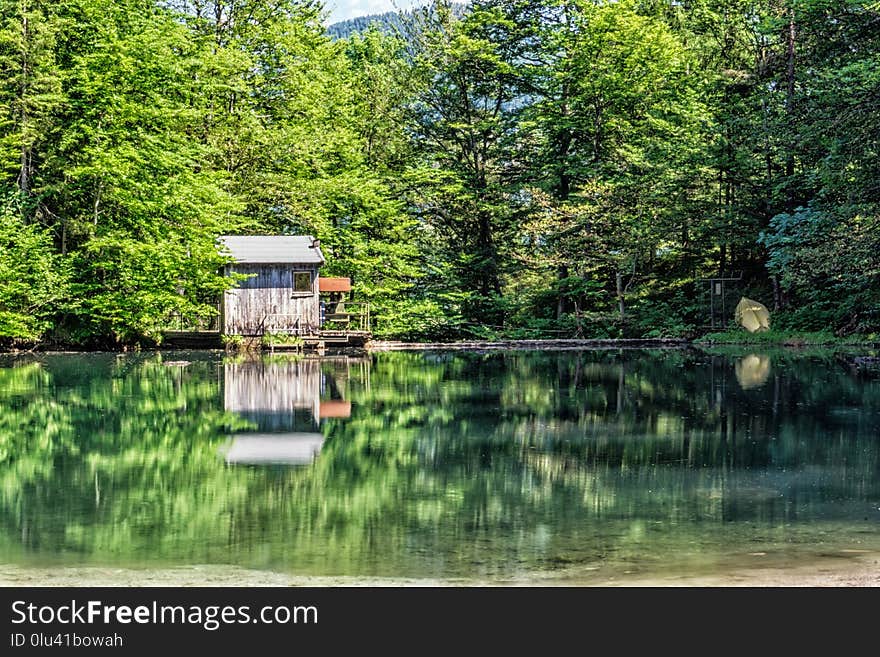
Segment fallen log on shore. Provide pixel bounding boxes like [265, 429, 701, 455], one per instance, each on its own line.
[367, 338, 691, 351]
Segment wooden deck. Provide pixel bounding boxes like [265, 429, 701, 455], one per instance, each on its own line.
[161, 329, 371, 352]
[267, 330, 372, 352]
[162, 330, 223, 349]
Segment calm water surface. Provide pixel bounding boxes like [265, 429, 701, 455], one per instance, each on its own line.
[1, 348, 878, 583]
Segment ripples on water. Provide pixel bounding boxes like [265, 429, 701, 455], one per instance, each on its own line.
[0, 348, 878, 583]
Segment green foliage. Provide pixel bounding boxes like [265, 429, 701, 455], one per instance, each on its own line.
[629, 293, 699, 339]
[260, 332, 304, 349]
[222, 334, 243, 350]
[0, 188, 68, 343]
[695, 328, 877, 346]
[70, 233, 232, 343]
[760, 207, 880, 333]
[0, 0, 877, 344]
[371, 297, 465, 341]
[0, 0, 63, 191]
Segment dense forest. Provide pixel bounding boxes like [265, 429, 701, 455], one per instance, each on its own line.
[0, 0, 878, 347]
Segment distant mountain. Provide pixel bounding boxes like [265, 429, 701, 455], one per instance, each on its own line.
[326, 2, 468, 41]
[327, 10, 406, 40]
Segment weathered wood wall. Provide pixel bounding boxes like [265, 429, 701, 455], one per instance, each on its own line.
[223, 358, 322, 421]
[222, 264, 320, 335]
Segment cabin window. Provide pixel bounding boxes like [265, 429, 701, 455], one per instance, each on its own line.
[293, 271, 312, 293]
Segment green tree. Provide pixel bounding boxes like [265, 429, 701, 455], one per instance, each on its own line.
[0, 0, 62, 200]
[405, 1, 526, 329]
[0, 187, 68, 342]
[31, 0, 244, 343]
[491, 1, 710, 330]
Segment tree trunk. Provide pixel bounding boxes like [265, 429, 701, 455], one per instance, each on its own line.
[19, 12, 30, 198]
[771, 275, 782, 311]
[616, 270, 625, 322]
[616, 363, 625, 415]
[556, 265, 568, 320]
[554, 21, 573, 320]
[784, 6, 796, 209]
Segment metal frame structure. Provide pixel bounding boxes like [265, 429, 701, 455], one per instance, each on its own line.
[698, 271, 743, 329]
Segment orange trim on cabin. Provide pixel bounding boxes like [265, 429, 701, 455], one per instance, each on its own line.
[318, 277, 352, 293]
[319, 400, 352, 418]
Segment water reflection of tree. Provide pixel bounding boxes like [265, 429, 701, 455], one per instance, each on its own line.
[0, 350, 877, 577]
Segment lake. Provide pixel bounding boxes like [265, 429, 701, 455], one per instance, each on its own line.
[1, 348, 878, 585]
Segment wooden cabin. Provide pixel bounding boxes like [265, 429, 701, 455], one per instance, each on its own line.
[219, 235, 324, 336]
[162, 235, 370, 350]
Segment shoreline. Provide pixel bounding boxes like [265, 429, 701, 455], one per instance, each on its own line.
[3, 336, 879, 356]
[367, 338, 691, 351]
[3, 552, 878, 587]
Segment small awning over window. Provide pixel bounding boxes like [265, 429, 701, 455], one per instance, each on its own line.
[318, 277, 351, 293]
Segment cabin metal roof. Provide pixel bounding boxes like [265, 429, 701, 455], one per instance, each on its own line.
[218, 235, 325, 265]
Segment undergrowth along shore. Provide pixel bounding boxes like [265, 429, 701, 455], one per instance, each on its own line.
[694, 329, 880, 347]
[3, 329, 880, 354]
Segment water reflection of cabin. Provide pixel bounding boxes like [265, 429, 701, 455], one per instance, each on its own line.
[217, 235, 370, 349]
[222, 358, 352, 466]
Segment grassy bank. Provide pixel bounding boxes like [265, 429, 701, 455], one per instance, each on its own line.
[695, 329, 880, 347]
[4, 330, 880, 354]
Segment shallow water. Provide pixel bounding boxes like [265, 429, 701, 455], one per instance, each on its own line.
[1, 348, 878, 584]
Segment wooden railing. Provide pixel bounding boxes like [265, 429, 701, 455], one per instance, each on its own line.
[320, 302, 370, 333]
[167, 302, 372, 337]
